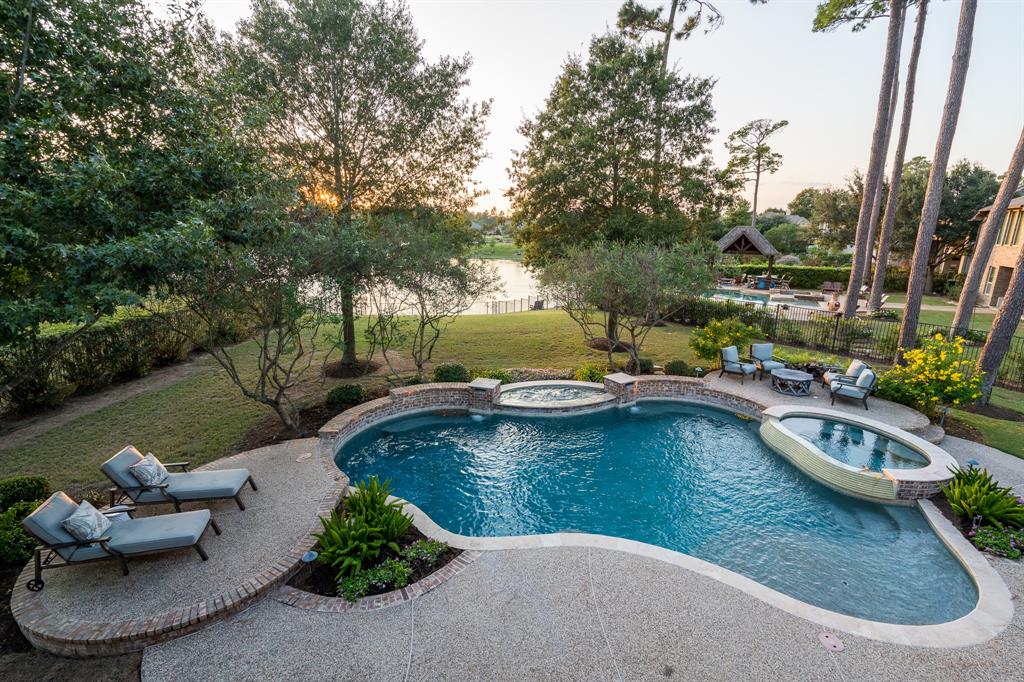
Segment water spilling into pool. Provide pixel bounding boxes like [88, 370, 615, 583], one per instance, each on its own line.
[336, 402, 976, 624]
[781, 417, 929, 471]
[496, 384, 608, 405]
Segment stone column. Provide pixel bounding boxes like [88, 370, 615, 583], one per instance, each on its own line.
[603, 373, 638, 404]
[468, 378, 502, 413]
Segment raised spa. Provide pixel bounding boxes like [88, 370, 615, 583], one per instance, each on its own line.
[336, 402, 977, 625]
[780, 416, 929, 471]
[495, 382, 610, 408]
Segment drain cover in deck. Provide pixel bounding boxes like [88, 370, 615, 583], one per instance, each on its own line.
[818, 631, 845, 652]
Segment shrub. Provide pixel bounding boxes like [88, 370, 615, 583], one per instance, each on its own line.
[340, 559, 413, 602]
[633, 357, 654, 374]
[875, 334, 983, 417]
[689, 318, 758, 364]
[866, 308, 899, 321]
[574, 361, 607, 383]
[0, 476, 50, 513]
[346, 477, 412, 544]
[432, 363, 470, 383]
[315, 511, 391, 579]
[400, 539, 450, 570]
[943, 466, 1024, 530]
[0, 499, 44, 566]
[971, 526, 1023, 561]
[664, 360, 690, 376]
[326, 384, 365, 409]
[471, 368, 513, 384]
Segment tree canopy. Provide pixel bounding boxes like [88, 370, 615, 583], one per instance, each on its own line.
[508, 33, 728, 265]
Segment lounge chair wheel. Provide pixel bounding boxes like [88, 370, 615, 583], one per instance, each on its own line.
[26, 579, 44, 592]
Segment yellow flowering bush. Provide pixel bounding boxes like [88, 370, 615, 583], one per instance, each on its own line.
[689, 317, 758, 364]
[876, 333, 983, 417]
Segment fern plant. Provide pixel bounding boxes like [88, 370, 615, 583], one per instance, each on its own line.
[314, 511, 388, 579]
[346, 477, 412, 543]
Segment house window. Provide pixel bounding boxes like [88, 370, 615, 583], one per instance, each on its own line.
[984, 266, 996, 294]
[1011, 211, 1023, 246]
[997, 213, 1010, 245]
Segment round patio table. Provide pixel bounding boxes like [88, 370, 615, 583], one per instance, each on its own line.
[770, 368, 813, 397]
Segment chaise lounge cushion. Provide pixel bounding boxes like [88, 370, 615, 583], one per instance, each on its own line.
[101, 446, 147, 490]
[721, 346, 756, 375]
[823, 359, 869, 386]
[65, 509, 213, 562]
[133, 469, 251, 504]
[22, 492, 81, 561]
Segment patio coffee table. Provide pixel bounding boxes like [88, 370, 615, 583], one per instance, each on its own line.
[770, 368, 813, 397]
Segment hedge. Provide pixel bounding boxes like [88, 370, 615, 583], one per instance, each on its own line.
[718, 264, 911, 292]
[0, 308, 250, 414]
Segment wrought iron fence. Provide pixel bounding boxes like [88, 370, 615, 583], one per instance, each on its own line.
[484, 296, 560, 314]
[671, 296, 1024, 391]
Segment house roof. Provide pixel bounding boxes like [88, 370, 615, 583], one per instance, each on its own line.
[715, 226, 780, 257]
[971, 196, 1024, 221]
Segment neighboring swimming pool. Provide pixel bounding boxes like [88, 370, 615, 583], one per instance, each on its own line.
[336, 402, 977, 625]
[780, 416, 929, 471]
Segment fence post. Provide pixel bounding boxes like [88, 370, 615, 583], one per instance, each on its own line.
[831, 315, 840, 353]
[773, 304, 781, 341]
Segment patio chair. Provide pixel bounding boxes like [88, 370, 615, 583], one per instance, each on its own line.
[21, 492, 220, 591]
[749, 343, 787, 381]
[822, 359, 871, 388]
[718, 346, 756, 384]
[102, 446, 258, 512]
[829, 368, 877, 410]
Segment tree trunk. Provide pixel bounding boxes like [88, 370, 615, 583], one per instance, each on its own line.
[861, 67, 901, 284]
[842, 0, 906, 317]
[951, 126, 1024, 334]
[977, 245, 1024, 404]
[868, 0, 928, 312]
[340, 288, 358, 365]
[896, 0, 977, 356]
[751, 166, 761, 229]
[652, 0, 680, 202]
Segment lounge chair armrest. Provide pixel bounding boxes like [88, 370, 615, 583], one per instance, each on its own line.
[162, 461, 190, 471]
[832, 375, 858, 384]
[39, 536, 113, 551]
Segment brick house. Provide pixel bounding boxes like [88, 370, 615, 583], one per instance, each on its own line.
[971, 196, 1024, 307]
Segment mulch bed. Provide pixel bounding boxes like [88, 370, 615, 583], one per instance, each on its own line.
[323, 359, 381, 378]
[943, 417, 985, 443]
[288, 525, 461, 599]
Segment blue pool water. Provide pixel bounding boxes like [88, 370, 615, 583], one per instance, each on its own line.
[781, 417, 929, 471]
[336, 402, 976, 624]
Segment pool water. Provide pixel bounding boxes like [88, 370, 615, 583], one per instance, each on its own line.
[336, 402, 976, 624]
[497, 385, 607, 404]
[781, 417, 929, 471]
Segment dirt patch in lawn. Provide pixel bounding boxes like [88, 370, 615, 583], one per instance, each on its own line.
[944, 417, 985, 443]
[323, 359, 382, 378]
[0, 565, 141, 680]
[960, 403, 1024, 423]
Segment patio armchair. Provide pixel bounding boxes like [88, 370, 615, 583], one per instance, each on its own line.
[21, 492, 220, 591]
[102, 446, 258, 512]
[719, 346, 756, 384]
[749, 343, 787, 381]
[822, 359, 871, 388]
[829, 368, 877, 410]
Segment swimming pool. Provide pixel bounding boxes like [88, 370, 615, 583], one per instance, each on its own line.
[780, 416, 929, 471]
[336, 402, 977, 625]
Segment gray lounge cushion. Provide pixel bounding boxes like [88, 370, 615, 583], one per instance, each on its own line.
[101, 446, 147, 492]
[759, 359, 786, 372]
[22, 492, 80, 560]
[61, 501, 112, 542]
[129, 453, 168, 487]
[833, 384, 867, 399]
[721, 346, 740, 364]
[134, 468, 251, 504]
[64, 509, 212, 562]
[855, 369, 876, 388]
[847, 359, 868, 377]
[750, 343, 774, 362]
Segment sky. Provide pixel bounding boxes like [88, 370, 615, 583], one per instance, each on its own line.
[185, 0, 1024, 214]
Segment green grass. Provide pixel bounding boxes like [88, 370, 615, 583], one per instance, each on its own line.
[469, 240, 523, 261]
[949, 409, 1024, 460]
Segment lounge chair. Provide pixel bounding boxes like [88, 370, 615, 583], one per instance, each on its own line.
[21, 492, 220, 591]
[822, 359, 871, 388]
[102, 446, 258, 512]
[719, 346, 756, 384]
[829, 368, 877, 410]
[749, 343, 787, 380]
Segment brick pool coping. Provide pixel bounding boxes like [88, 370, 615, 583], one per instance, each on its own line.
[273, 550, 482, 613]
[319, 377, 1014, 648]
[10, 448, 348, 657]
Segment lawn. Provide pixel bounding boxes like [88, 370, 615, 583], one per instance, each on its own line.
[949, 386, 1024, 461]
[469, 240, 523, 261]
[0, 312, 703, 492]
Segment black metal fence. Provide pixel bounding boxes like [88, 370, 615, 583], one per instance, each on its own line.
[484, 296, 560, 314]
[671, 296, 1024, 391]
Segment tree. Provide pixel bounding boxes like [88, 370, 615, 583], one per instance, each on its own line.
[763, 223, 812, 255]
[977, 223, 1024, 403]
[724, 119, 789, 229]
[0, 0, 288, 399]
[951, 128, 1024, 334]
[787, 188, 821, 220]
[868, 0, 929, 311]
[509, 32, 724, 267]
[230, 0, 490, 369]
[539, 242, 715, 371]
[834, 0, 906, 317]
[808, 173, 864, 250]
[700, 198, 752, 241]
[897, 0, 978, 355]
